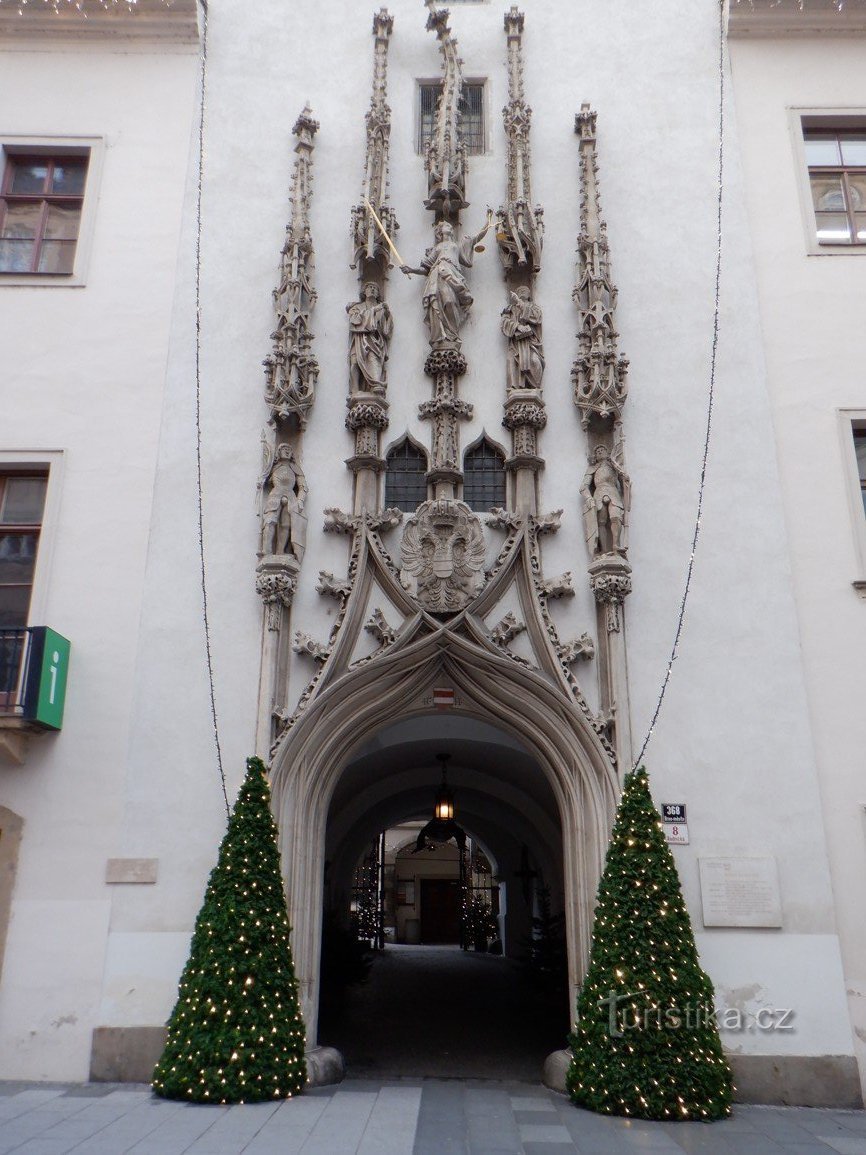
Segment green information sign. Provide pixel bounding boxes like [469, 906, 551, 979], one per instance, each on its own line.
[23, 628, 71, 731]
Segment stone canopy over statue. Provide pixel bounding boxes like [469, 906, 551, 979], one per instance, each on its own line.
[401, 214, 492, 349]
[346, 282, 393, 395]
[580, 444, 630, 557]
[259, 443, 308, 564]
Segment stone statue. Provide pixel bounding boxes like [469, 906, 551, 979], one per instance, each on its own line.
[400, 215, 492, 349]
[501, 286, 544, 392]
[580, 444, 629, 557]
[346, 281, 393, 395]
[259, 443, 308, 562]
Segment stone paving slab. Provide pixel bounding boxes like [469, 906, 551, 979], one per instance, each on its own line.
[0, 1080, 863, 1154]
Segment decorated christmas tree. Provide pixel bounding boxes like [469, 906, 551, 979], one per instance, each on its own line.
[152, 757, 307, 1103]
[567, 766, 733, 1121]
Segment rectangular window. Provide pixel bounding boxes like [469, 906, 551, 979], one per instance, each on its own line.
[418, 82, 485, 156]
[804, 128, 866, 246]
[854, 427, 866, 519]
[0, 152, 89, 275]
[0, 473, 48, 629]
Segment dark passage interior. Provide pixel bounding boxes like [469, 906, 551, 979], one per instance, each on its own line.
[318, 943, 567, 1081]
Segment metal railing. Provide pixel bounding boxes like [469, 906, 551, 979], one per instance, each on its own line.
[0, 628, 33, 715]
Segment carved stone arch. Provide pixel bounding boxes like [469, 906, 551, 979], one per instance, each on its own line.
[270, 621, 618, 1044]
[383, 432, 430, 512]
[462, 431, 508, 510]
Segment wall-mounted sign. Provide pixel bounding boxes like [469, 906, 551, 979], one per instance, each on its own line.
[23, 628, 70, 731]
[661, 802, 689, 845]
[699, 857, 782, 928]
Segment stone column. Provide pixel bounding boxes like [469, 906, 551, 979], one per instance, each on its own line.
[420, 349, 472, 501]
[588, 556, 633, 772]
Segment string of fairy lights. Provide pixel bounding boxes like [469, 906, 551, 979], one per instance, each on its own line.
[630, 0, 727, 773]
[190, 0, 229, 820]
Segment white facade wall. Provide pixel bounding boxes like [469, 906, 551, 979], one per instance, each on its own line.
[0, 0, 860, 1099]
[729, 24, 866, 1100]
[0, 27, 199, 1080]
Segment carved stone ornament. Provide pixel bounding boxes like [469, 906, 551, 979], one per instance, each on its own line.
[258, 440, 308, 564]
[561, 633, 595, 664]
[264, 107, 320, 429]
[400, 498, 486, 613]
[501, 288, 544, 393]
[255, 568, 298, 630]
[572, 104, 629, 430]
[487, 507, 523, 532]
[541, 572, 574, 600]
[292, 632, 329, 664]
[347, 283, 393, 395]
[588, 555, 633, 634]
[365, 607, 397, 647]
[402, 219, 492, 352]
[580, 443, 630, 559]
[350, 9, 398, 273]
[345, 397, 390, 431]
[490, 611, 526, 648]
[317, 570, 352, 600]
[496, 8, 543, 274]
[502, 397, 547, 431]
[421, 1, 467, 219]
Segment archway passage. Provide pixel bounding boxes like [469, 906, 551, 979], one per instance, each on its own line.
[318, 717, 571, 1079]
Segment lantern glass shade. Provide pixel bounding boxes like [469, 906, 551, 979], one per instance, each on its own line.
[435, 787, 454, 821]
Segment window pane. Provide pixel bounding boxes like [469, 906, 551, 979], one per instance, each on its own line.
[845, 175, 866, 211]
[855, 214, 866, 242]
[1, 201, 41, 239]
[840, 136, 866, 166]
[44, 204, 81, 240]
[386, 442, 427, 511]
[815, 212, 851, 242]
[0, 586, 32, 630]
[37, 239, 76, 274]
[459, 84, 484, 156]
[1, 477, 47, 524]
[463, 441, 505, 509]
[9, 161, 49, 195]
[855, 431, 866, 482]
[804, 135, 842, 166]
[0, 533, 38, 585]
[50, 159, 87, 196]
[0, 237, 35, 272]
[810, 174, 845, 212]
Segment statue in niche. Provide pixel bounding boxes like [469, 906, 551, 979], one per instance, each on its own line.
[580, 444, 630, 557]
[346, 281, 393, 395]
[400, 214, 493, 349]
[259, 443, 308, 563]
[501, 286, 544, 392]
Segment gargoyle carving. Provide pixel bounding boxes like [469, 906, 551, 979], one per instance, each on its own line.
[561, 633, 595, 664]
[490, 612, 526, 648]
[292, 632, 329, 664]
[365, 607, 397, 647]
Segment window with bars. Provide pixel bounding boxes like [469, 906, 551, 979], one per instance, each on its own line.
[385, 440, 428, 512]
[418, 82, 485, 156]
[0, 473, 48, 630]
[463, 439, 505, 510]
[803, 128, 866, 245]
[0, 152, 89, 274]
[854, 427, 866, 519]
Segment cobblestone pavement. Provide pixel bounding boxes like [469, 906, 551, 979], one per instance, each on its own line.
[1, 1079, 864, 1155]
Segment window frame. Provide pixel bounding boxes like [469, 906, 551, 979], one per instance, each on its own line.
[0, 137, 103, 287]
[384, 436, 429, 513]
[792, 111, 866, 256]
[416, 78, 488, 157]
[0, 451, 64, 626]
[462, 434, 507, 511]
[837, 410, 866, 591]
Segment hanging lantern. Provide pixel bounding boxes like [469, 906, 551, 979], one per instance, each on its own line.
[434, 752, 454, 820]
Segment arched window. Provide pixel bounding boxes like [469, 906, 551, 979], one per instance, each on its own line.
[463, 438, 506, 510]
[385, 439, 427, 512]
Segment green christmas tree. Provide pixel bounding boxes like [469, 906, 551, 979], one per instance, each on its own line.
[567, 766, 733, 1122]
[152, 757, 306, 1103]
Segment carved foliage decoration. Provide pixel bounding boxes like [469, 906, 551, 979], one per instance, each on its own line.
[496, 7, 543, 274]
[572, 104, 628, 429]
[264, 106, 320, 428]
[400, 498, 486, 613]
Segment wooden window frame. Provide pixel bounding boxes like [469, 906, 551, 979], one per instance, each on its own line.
[0, 472, 49, 631]
[385, 438, 429, 512]
[0, 137, 102, 287]
[792, 112, 866, 256]
[0, 154, 88, 276]
[463, 436, 506, 511]
[803, 128, 866, 247]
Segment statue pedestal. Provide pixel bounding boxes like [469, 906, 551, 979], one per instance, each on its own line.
[588, 554, 633, 772]
[255, 555, 301, 753]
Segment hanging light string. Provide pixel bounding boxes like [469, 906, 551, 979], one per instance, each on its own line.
[193, 0, 229, 819]
[632, 0, 726, 772]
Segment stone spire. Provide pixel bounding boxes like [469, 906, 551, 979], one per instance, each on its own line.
[263, 105, 320, 429]
[422, 0, 467, 221]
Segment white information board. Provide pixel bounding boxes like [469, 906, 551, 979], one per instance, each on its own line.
[699, 857, 782, 928]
